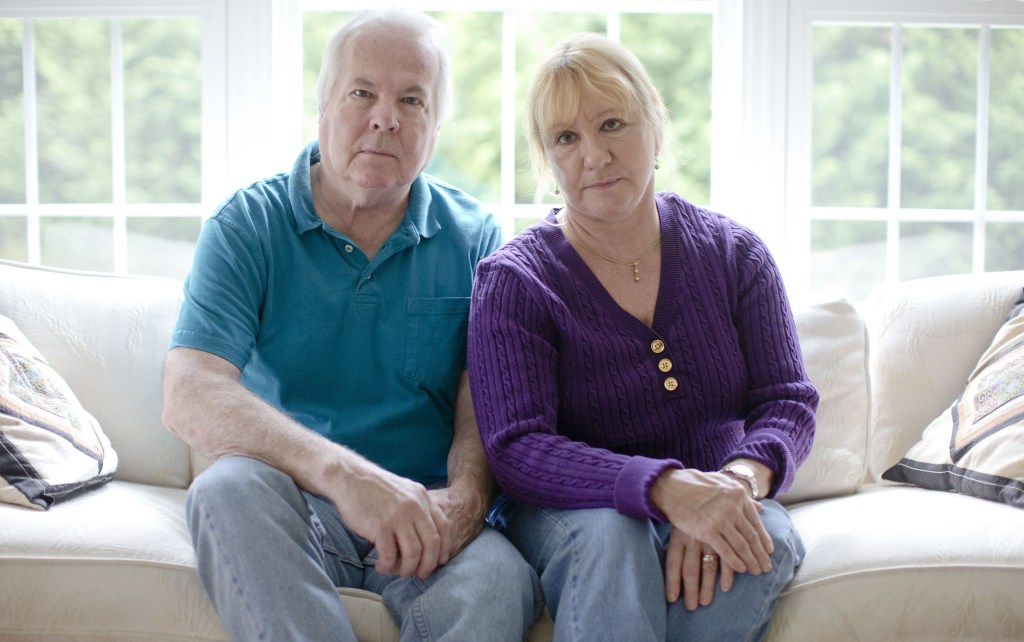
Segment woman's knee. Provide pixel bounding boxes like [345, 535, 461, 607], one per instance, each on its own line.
[758, 500, 805, 571]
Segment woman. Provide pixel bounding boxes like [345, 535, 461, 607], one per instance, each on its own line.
[467, 33, 818, 641]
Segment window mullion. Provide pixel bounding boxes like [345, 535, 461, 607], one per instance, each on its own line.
[22, 18, 40, 264]
[499, 8, 517, 239]
[886, 22, 903, 283]
[973, 24, 991, 273]
[111, 17, 128, 273]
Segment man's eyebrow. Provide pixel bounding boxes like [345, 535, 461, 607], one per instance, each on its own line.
[347, 77, 428, 98]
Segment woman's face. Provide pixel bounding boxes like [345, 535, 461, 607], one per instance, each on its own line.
[543, 88, 658, 225]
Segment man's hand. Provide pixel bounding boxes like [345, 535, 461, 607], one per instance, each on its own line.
[428, 485, 488, 561]
[327, 463, 452, 580]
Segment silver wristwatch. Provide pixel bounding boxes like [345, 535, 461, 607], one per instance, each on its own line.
[720, 463, 759, 499]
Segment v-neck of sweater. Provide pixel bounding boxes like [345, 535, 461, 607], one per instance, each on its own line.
[541, 197, 682, 340]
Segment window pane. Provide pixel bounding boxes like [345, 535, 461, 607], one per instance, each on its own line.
[901, 27, 976, 210]
[124, 18, 201, 203]
[986, 222, 1024, 271]
[988, 28, 1024, 211]
[810, 219, 886, 300]
[0, 19, 25, 204]
[0, 217, 27, 262]
[623, 12, 712, 205]
[40, 216, 113, 271]
[812, 26, 889, 208]
[36, 19, 112, 204]
[515, 11, 605, 205]
[428, 12, 502, 203]
[127, 216, 200, 278]
[899, 221, 971, 280]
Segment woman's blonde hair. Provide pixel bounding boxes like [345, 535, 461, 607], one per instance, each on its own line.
[524, 33, 669, 199]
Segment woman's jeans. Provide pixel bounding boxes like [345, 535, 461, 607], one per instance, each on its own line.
[187, 456, 539, 642]
[491, 496, 804, 642]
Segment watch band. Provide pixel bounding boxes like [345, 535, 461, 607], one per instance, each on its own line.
[720, 464, 759, 499]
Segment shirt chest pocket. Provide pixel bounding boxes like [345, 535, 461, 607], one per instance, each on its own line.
[404, 297, 471, 391]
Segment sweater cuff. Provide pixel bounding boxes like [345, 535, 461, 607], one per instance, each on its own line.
[614, 456, 683, 522]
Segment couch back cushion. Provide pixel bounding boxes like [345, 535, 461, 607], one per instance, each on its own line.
[0, 260, 191, 489]
[780, 299, 869, 504]
[863, 270, 1024, 484]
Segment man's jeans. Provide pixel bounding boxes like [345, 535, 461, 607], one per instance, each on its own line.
[491, 497, 804, 642]
[187, 456, 539, 641]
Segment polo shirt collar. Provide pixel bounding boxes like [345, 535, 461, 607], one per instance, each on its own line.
[290, 141, 441, 241]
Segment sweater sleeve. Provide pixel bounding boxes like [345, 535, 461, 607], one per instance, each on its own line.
[468, 257, 680, 520]
[723, 221, 819, 496]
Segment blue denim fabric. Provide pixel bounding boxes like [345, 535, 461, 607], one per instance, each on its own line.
[187, 457, 539, 641]
[491, 497, 804, 642]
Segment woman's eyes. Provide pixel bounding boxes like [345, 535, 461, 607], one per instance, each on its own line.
[554, 119, 626, 144]
[555, 131, 578, 145]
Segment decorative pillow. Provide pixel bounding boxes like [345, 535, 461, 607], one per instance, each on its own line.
[882, 290, 1024, 508]
[0, 314, 118, 510]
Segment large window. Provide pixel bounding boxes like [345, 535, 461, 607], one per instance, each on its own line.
[786, 1, 1024, 301]
[1, 0, 1022, 305]
[0, 2, 226, 279]
[299, 3, 716, 238]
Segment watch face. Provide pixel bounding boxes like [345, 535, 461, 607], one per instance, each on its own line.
[728, 464, 754, 478]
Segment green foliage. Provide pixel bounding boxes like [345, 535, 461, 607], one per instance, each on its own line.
[989, 28, 1024, 211]
[986, 222, 1024, 270]
[428, 11, 503, 203]
[813, 26, 890, 207]
[35, 19, 112, 203]
[901, 27, 977, 210]
[123, 18, 201, 203]
[623, 13, 712, 206]
[0, 20, 25, 204]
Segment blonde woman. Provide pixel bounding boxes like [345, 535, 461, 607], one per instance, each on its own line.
[468, 33, 817, 641]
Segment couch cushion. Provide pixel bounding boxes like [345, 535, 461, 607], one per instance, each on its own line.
[862, 270, 1024, 484]
[883, 288, 1024, 507]
[0, 313, 118, 509]
[779, 299, 868, 504]
[770, 484, 1024, 641]
[0, 260, 191, 489]
[0, 480, 225, 640]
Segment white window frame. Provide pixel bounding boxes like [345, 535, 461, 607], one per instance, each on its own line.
[0, 0, 228, 272]
[5, 0, 1021, 294]
[780, 0, 1024, 302]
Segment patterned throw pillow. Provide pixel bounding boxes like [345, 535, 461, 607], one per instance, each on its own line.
[883, 290, 1024, 508]
[0, 314, 118, 510]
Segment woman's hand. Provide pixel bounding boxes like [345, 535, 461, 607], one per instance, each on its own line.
[651, 468, 773, 576]
[664, 528, 736, 609]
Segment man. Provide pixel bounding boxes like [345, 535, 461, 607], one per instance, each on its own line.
[162, 9, 537, 641]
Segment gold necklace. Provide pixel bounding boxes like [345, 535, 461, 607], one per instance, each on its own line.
[563, 225, 661, 282]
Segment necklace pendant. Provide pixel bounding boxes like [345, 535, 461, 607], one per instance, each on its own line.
[633, 263, 641, 282]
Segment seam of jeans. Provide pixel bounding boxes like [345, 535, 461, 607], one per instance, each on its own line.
[198, 500, 268, 641]
[410, 593, 433, 641]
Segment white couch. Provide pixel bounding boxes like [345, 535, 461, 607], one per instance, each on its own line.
[1, 257, 1023, 641]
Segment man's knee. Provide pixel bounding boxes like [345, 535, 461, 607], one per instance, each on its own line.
[187, 456, 300, 521]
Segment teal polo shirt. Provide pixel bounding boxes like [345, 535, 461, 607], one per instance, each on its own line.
[171, 141, 502, 486]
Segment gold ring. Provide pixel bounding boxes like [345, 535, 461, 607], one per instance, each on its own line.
[702, 554, 718, 563]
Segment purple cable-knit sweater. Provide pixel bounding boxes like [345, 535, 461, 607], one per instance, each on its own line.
[467, 193, 818, 521]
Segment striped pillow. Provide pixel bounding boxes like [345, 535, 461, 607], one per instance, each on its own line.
[883, 290, 1024, 508]
[0, 314, 118, 510]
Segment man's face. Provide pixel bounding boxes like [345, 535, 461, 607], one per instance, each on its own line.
[317, 25, 440, 195]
